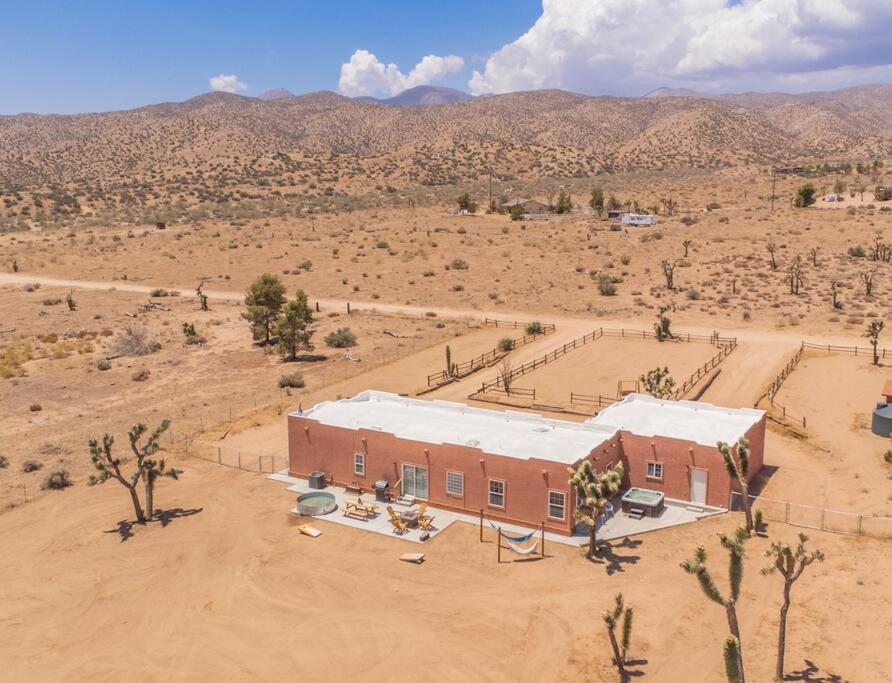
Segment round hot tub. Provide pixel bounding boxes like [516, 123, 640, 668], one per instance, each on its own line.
[296, 491, 337, 516]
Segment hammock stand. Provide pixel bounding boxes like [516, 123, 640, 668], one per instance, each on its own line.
[480, 510, 546, 562]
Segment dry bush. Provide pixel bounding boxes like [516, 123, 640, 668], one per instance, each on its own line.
[112, 326, 161, 356]
[41, 469, 72, 490]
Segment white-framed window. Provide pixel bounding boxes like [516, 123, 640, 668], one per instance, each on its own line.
[354, 452, 365, 477]
[647, 462, 663, 480]
[548, 490, 566, 520]
[446, 471, 464, 496]
[488, 479, 505, 508]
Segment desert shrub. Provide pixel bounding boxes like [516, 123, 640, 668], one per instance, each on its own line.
[96, 358, 112, 371]
[498, 337, 514, 352]
[620, 255, 631, 265]
[324, 328, 357, 348]
[375, 240, 389, 249]
[131, 368, 151, 382]
[686, 289, 701, 300]
[29, 403, 42, 412]
[0, 342, 33, 378]
[450, 258, 469, 270]
[22, 459, 42, 473]
[299, 260, 313, 271]
[0, 455, 8, 468]
[526, 321, 543, 335]
[598, 280, 618, 296]
[42, 297, 63, 306]
[451, 284, 464, 292]
[278, 372, 305, 389]
[679, 216, 697, 226]
[149, 288, 170, 297]
[112, 326, 161, 356]
[884, 449, 892, 466]
[706, 202, 721, 211]
[41, 468, 72, 490]
[848, 245, 866, 257]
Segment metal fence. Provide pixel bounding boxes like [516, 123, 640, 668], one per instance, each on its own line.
[731, 492, 892, 539]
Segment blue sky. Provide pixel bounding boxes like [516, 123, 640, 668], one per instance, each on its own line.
[1, 1, 541, 114]
[2, 1, 889, 115]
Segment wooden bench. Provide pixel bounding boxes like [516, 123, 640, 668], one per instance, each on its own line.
[344, 483, 364, 496]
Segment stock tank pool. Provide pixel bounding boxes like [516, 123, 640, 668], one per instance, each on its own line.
[296, 491, 337, 516]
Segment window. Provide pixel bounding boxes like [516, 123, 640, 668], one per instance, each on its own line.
[548, 491, 566, 520]
[446, 471, 464, 496]
[353, 452, 365, 477]
[647, 462, 663, 480]
[488, 479, 505, 508]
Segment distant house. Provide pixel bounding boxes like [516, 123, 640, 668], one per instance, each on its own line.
[607, 209, 623, 220]
[621, 213, 655, 227]
[501, 198, 549, 215]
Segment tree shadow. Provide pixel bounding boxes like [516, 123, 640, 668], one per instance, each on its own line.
[588, 536, 643, 575]
[104, 506, 204, 542]
[785, 660, 846, 682]
[293, 354, 328, 362]
[620, 658, 649, 680]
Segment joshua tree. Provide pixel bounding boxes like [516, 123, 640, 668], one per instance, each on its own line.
[654, 305, 674, 342]
[662, 196, 677, 216]
[860, 268, 876, 297]
[196, 281, 209, 311]
[568, 460, 623, 558]
[719, 438, 754, 534]
[498, 357, 514, 396]
[787, 255, 804, 295]
[682, 239, 693, 257]
[603, 593, 634, 676]
[681, 527, 749, 682]
[865, 320, 885, 365]
[808, 246, 820, 267]
[830, 280, 841, 309]
[88, 419, 181, 522]
[242, 273, 286, 345]
[639, 366, 675, 398]
[276, 290, 315, 361]
[762, 533, 825, 682]
[660, 259, 680, 290]
[65, 289, 76, 311]
[766, 243, 777, 270]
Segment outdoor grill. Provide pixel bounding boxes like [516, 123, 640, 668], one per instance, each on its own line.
[308, 471, 327, 489]
[373, 480, 390, 502]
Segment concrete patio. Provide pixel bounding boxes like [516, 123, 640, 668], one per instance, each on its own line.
[270, 471, 725, 547]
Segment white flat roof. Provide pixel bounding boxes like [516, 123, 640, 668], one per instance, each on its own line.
[587, 394, 763, 447]
[293, 390, 617, 464]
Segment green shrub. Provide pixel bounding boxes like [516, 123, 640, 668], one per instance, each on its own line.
[324, 328, 357, 348]
[525, 321, 544, 335]
[278, 372, 305, 389]
[599, 280, 618, 296]
[498, 337, 514, 352]
[450, 258, 469, 270]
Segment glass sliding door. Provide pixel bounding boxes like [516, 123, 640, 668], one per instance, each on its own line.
[401, 464, 429, 500]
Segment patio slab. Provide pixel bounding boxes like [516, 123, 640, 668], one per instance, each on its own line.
[270, 471, 725, 548]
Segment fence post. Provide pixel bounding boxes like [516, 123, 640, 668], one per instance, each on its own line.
[785, 501, 790, 523]
[238, 452, 242, 469]
[857, 515, 863, 536]
[820, 508, 825, 531]
[217, 447, 221, 464]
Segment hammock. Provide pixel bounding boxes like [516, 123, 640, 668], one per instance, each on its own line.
[487, 519, 536, 543]
[505, 538, 540, 555]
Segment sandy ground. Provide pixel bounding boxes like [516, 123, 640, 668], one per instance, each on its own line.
[0, 456, 888, 682]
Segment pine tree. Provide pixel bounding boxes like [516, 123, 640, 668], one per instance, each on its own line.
[242, 273, 286, 345]
[276, 290, 315, 360]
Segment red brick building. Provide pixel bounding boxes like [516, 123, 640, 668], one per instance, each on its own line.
[288, 391, 765, 535]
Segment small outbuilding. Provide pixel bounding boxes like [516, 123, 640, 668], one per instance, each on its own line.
[621, 213, 655, 227]
[501, 198, 549, 215]
[882, 379, 892, 403]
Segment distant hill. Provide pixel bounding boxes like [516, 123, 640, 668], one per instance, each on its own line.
[0, 84, 889, 217]
[355, 85, 473, 107]
[258, 88, 297, 101]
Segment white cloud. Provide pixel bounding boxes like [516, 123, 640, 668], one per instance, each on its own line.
[469, 0, 892, 96]
[338, 50, 465, 97]
[209, 73, 248, 94]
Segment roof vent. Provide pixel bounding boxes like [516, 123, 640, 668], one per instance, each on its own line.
[465, 439, 480, 447]
[533, 426, 549, 432]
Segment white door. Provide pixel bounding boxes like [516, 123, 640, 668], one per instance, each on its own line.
[690, 469, 707, 504]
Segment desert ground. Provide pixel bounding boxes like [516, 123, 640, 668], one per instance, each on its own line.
[1, 166, 891, 681]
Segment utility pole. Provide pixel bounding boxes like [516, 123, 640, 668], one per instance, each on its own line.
[488, 169, 493, 212]
[770, 172, 777, 211]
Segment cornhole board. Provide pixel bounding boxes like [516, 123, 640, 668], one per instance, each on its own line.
[297, 524, 322, 538]
[399, 553, 425, 564]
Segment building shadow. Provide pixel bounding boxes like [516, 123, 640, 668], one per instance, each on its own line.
[589, 536, 643, 575]
[785, 659, 845, 682]
[105, 506, 204, 542]
[749, 465, 780, 496]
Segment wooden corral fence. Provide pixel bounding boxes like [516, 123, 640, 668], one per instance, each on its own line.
[730, 492, 892, 539]
[569, 337, 738, 407]
[600, 328, 735, 346]
[483, 385, 537, 400]
[426, 325, 555, 387]
[479, 328, 605, 393]
[801, 341, 891, 358]
[665, 337, 738, 401]
[484, 318, 556, 332]
[569, 393, 619, 410]
[757, 345, 807, 430]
